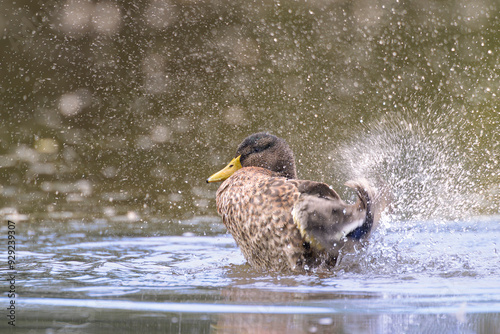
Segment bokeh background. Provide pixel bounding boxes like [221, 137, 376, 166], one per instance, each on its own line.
[1, 1, 499, 332]
[1, 0, 498, 222]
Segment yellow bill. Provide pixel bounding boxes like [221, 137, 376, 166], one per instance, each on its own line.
[206, 155, 242, 183]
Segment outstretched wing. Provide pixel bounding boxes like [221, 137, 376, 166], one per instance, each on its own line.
[292, 179, 375, 254]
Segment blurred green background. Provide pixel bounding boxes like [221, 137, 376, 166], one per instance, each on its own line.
[1, 0, 498, 221]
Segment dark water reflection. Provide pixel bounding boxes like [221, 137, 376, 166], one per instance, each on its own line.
[1, 0, 498, 221]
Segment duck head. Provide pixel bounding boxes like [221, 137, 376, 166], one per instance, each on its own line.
[207, 132, 297, 182]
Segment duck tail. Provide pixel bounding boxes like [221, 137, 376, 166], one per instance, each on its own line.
[344, 178, 376, 240]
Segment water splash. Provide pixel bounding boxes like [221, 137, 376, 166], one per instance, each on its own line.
[329, 107, 499, 277]
[331, 107, 498, 222]
[335, 216, 500, 279]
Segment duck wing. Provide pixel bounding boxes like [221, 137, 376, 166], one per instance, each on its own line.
[292, 179, 375, 255]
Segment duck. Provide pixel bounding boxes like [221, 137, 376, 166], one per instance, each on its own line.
[207, 132, 378, 272]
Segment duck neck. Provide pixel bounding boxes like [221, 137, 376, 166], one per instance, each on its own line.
[275, 159, 297, 179]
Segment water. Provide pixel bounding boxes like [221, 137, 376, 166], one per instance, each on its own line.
[1, 0, 499, 333]
[331, 110, 499, 221]
[1, 214, 499, 333]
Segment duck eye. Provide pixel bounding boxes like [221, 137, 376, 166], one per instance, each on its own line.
[229, 164, 234, 168]
[253, 146, 265, 153]
[252, 142, 272, 154]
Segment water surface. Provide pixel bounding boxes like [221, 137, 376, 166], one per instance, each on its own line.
[2, 214, 499, 333]
[1, 0, 499, 332]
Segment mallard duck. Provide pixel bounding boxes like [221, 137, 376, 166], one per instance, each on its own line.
[207, 132, 377, 272]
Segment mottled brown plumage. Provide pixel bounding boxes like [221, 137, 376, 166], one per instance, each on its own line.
[207, 132, 377, 272]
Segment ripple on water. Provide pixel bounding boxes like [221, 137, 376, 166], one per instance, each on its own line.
[3, 214, 499, 334]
